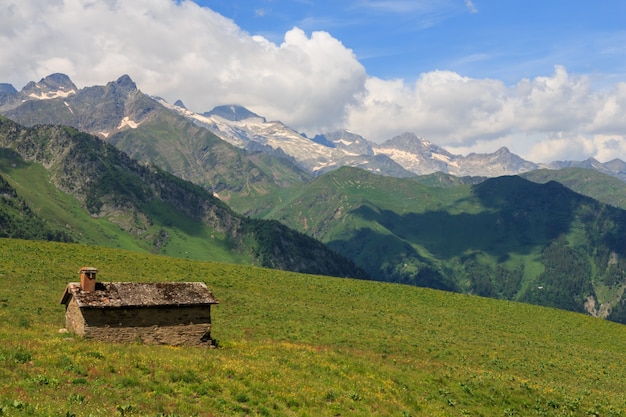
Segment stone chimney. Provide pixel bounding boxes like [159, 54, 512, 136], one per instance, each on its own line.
[79, 267, 98, 292]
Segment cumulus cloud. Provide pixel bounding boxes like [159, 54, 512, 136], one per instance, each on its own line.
[346, 66, 626, 162]
[0, 0, 366, 133]
[1, 0, 626, 162]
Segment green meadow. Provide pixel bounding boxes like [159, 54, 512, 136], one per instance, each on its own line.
[1, 238, 625, 416]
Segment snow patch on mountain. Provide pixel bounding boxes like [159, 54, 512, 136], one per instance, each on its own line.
[162, 100, 354, 173]
[22, 73, 78, 101]
[28, 88, 76, 100]
[145, 93, 626, 181]
[63, 101, 74, 115]
[161, 99, 539, 178]
[432, 153, 457, 165]
[117, 116, 140, 129]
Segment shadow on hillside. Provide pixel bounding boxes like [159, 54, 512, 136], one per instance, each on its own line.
[345, 204, 567, 260]
[329, 177, 587, 278]
[0, 148, 29, 172]
[326, 225, 458, 290]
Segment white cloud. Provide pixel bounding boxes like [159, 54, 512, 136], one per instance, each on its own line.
[0, 0, 366, 133]
[525, 133, 626, 164]
[593, 135, 626, 162]
[1, 0, 626, 163]
[345, 66, 626, 162]
[587, 82, 626, 133]
[526, 134, 598, 163]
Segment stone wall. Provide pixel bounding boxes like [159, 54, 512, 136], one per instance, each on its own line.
[83, 322, 213, 346]
[65, 298, 86, 335]
[69, 304, 214, 346]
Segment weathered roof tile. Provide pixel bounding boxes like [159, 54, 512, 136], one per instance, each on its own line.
[60, 282, 219, 308]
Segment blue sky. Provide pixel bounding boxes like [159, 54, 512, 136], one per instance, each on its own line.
[2, 0, 626, 162]
[197, 0, 626, 85]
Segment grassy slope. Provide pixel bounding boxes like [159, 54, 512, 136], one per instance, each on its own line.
[522, 167, 626, 210]
[1, 149, 143, 250]
[108, 109, 309, 199]
[242, 167, 539, 284]
[0, 117, 368, 279]
[0, 149, 246, 264]
[1, 238, 625, 416]
[233, 167, 626, 319]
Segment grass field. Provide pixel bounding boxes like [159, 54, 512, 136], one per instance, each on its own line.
[1, 238, 625, 416]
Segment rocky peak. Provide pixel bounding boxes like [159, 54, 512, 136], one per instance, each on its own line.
[461, 147, 538, 176]
[323, 130, 364, 143]
[42, 73, 76, 89]
[203, 105, 264, 122]
[311, 133, 336, 148]
[108, 74, 137, 93]
[21, 73, 77, 99]
[320, 130, 374, 155]
[495, 147, 511, 155]
[483, 147, 524, 163]
[0, 83, 17, 94]
[604, 158, 626, 173]
[173, 99, 186, 109]
[382, 132, 453, 157]
[584, 157, 604, 169]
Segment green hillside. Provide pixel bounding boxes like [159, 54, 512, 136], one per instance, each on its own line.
[242, 167, 626, 322]
[522, 167, 626, 210]
[1, 238, 625, 416]
[0, 117, 366, 279]
[108, 109, 303, 197]
[0, 164, 72, 242]
[0, 146, 240, 260]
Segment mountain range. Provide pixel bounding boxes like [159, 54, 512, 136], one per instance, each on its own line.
[2, 73, 626, 323]
[165, 98, 626, 182]
[0, 74, 311, 204]
[3, 73, 626, 184]
[166, 100, 626, 181]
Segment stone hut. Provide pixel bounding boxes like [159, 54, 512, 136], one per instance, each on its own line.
[60, 267, 219, 346]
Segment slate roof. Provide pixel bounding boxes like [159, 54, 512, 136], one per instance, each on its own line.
[60, 282, 219, 308]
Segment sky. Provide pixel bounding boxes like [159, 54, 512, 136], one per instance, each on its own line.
[2, 1, 626, 163]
